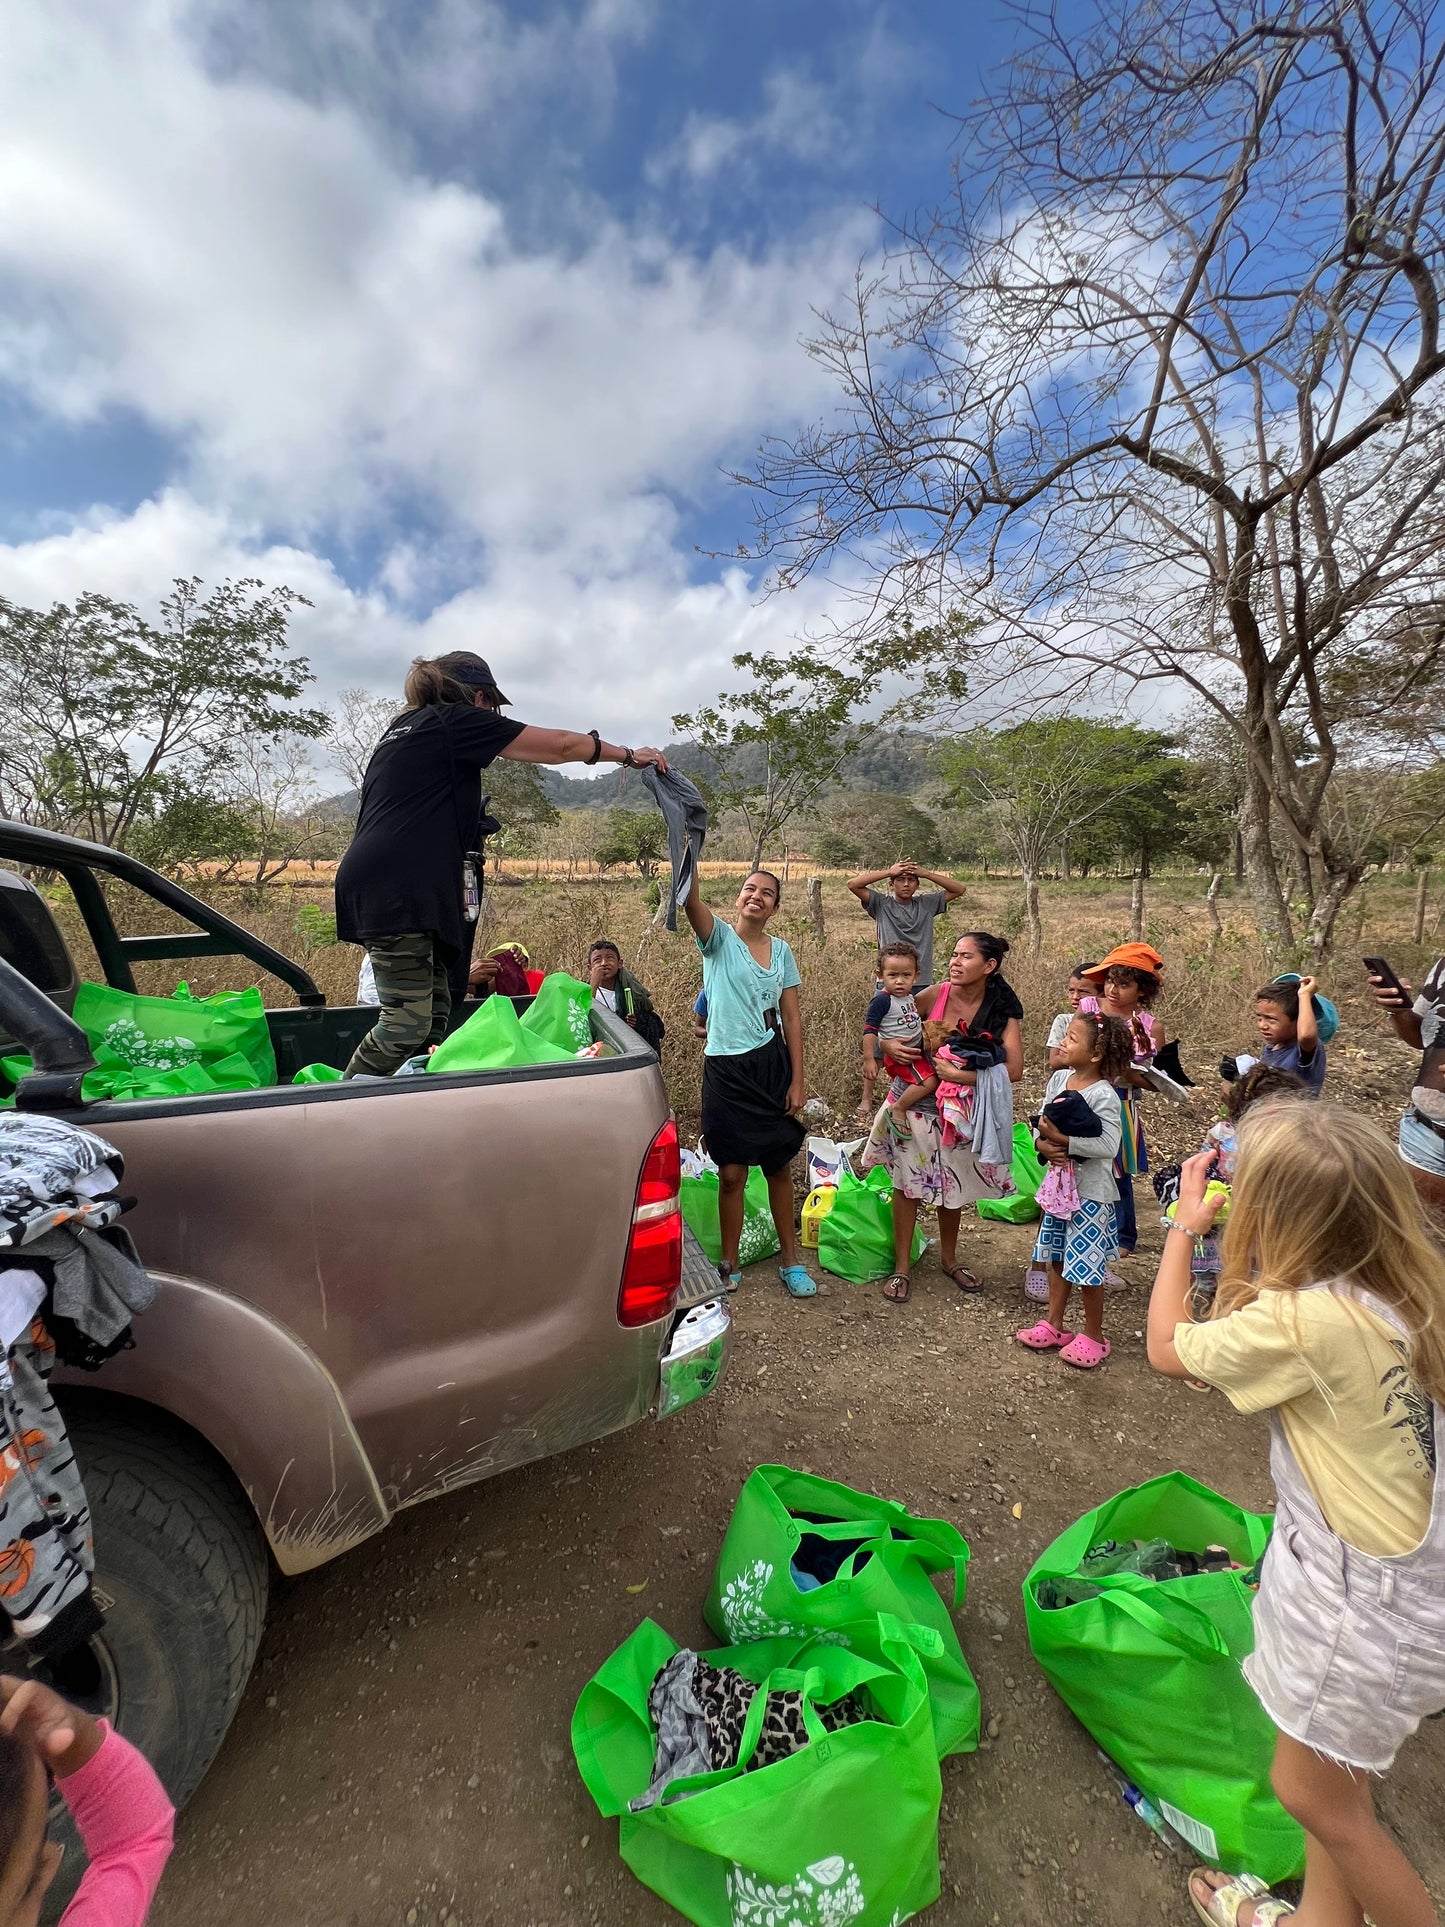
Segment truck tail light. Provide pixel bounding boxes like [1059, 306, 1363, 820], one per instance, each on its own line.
[618, 1117, 682, 1327]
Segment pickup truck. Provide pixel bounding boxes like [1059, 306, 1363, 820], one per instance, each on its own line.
[0, 820, 730, 1850]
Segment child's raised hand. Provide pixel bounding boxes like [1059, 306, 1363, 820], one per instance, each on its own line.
[0, 1674, 104, 1778]
[1174, 1150, 1228, 1235]
[1298, 974, 1318, 1000]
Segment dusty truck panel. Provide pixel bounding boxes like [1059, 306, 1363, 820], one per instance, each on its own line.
[0, 817, 730, 1852]
[72, 1056, 677, 1514]
[66, 1273, 390, 1574]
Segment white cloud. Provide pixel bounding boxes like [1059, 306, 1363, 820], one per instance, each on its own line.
[0, 490, 844, 775]
[651, 68, 847, 184]
[0, 0, 878, 743]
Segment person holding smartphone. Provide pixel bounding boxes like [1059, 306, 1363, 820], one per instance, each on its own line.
[1367, 953, 1445, 1214]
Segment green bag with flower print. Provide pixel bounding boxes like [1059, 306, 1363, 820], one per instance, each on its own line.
[572, 1612, 943, 1927]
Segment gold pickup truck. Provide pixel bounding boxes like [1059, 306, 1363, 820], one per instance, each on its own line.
[0, 820, 729, 1840]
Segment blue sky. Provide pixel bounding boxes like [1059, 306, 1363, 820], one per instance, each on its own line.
[0, 0, 1056, 763]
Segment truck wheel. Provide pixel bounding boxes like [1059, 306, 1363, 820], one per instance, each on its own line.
[39, 1399, 270, 1915]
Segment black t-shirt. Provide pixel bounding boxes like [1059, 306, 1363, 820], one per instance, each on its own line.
[334, 704, 526, 958]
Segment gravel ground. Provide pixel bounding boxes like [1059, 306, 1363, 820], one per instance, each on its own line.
[149, 1179, 1445, 1927]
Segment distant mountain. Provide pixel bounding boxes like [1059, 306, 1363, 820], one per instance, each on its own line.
[540, 729, 938, 811]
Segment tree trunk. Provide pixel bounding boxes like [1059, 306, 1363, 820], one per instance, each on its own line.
[1130, 872, 1145, 941]
[1240, 763, 1294, 952]
[1205, 872, 1223, 942]
[750, 828, 765, 872]
[1024, 870, 1043, 955]
[1415, 869, 1430, 946]
[805, 876, 825, 943]
[1232, 826, 1245, 885]
[1305, 859, 1365, 961]
[1290, 848, 1315, 914]
[1060, 843, 1072, 881]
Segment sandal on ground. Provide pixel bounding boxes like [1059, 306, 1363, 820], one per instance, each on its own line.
[716, 1264, 742, 1293]
[882, 1273, 911, 1303]
[1059, 1333, 1111, 1369]
[1188, 1869, 1294, 1926]
[943, 1262, 984, 1293]
[779, 1264, 817, 1298]
[1104, 1268, 1129, 1289]
[1015, 1320, 1071, 1351]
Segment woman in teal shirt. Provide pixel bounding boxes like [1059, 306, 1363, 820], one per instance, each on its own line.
[683, 868, 813, 1296]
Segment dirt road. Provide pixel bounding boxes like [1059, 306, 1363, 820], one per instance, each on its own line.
[149, 1199, 1445, 1927]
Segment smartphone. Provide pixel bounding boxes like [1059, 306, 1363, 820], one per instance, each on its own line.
[1363, 956, 1411, 1007]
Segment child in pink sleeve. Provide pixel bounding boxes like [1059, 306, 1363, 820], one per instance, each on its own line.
[0, 1674, 173, 1927]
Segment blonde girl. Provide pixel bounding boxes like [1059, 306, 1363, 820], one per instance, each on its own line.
[1147, 1102, 1445, 1927]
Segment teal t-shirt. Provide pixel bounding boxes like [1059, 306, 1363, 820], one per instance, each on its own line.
[698, 919, 801, 1057]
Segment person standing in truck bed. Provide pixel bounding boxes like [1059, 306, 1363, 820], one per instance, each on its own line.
[335, 651, 667, 1077]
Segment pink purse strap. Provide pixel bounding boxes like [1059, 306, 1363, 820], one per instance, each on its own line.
[930, 985, 952, 1022]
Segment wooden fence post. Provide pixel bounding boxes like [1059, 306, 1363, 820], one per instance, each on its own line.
[1130, 873, 1145, 941]
[1415, 868, 1430, 946]
[805, 876, 825, 944]
[1205, 872, 1223, 941]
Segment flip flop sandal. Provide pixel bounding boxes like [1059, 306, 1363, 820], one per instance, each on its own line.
[778, 1265, 817, 1298]
[1058, 1333, 1111, 1369]
[1188, 1870, 1295, 1926]
[1015, 1320, 1071, 1351]
[716, 1264, 743, 1293]
[943, 1262, 985, 1293]
[882, 1273, 911, 1302]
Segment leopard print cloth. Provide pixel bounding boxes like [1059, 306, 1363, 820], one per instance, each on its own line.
[630, 1649, 868, 1810]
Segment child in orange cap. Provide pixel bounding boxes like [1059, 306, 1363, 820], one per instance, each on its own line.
[1080, 943, 1167, 1264]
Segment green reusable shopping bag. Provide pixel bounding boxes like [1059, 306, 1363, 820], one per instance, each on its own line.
[705, 1464, 979, 1758]
[2, 1045, 258, 1104]
[1024, 1471, 1303, 1882]
[427, 990, 575, 1074]
[572, 1613, 943, 1927]
[519, 972, 595, 1052]
[816, 1165, 926, 1284]
[72, 980, 276, 1088]
[679, 1165, 781, 1267]
[975, 1121, 1045, 1224]
[292, 1063, 344, 1084]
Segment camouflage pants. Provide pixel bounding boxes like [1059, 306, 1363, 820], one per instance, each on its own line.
[345, 933, 452, 1078]
[0, 1320, 102, 1660]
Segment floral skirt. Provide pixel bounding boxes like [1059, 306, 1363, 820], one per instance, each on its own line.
[860, 1092, 1009, 1212]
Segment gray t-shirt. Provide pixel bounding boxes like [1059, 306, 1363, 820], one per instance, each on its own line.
[863, 888, 949, 985]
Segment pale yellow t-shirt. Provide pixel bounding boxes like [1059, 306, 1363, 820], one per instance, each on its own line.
[1174, 1286, 1436, 1556]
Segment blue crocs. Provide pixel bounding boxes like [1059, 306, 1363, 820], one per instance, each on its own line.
[779, 1264, 817, 1298]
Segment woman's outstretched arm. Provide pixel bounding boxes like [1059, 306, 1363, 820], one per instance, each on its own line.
[682, 870, 715, 944]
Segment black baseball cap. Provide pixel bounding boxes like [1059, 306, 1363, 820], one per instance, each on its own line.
[440, 650, 511, 705]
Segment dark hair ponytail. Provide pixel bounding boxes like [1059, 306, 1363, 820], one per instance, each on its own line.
[964, 930, 1010, 972]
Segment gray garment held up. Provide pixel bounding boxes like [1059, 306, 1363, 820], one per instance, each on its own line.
[641, 766, 708, 931]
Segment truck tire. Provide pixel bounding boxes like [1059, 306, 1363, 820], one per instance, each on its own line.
[40, 1398, 270, 1915]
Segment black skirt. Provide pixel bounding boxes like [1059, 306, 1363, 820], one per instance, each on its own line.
[701, 1033, 806, 1176]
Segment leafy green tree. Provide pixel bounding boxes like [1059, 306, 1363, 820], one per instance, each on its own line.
[938, 718, 1185, 951]
[673, 621, 967, 871]
[810, 829, 863, 870]
[0, 577, 327, 854]
[819, 790, 943, 868]
[594, 807, 668, 879]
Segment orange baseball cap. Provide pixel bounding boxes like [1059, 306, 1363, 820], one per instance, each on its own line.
[1081, 942, 1164, 981]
